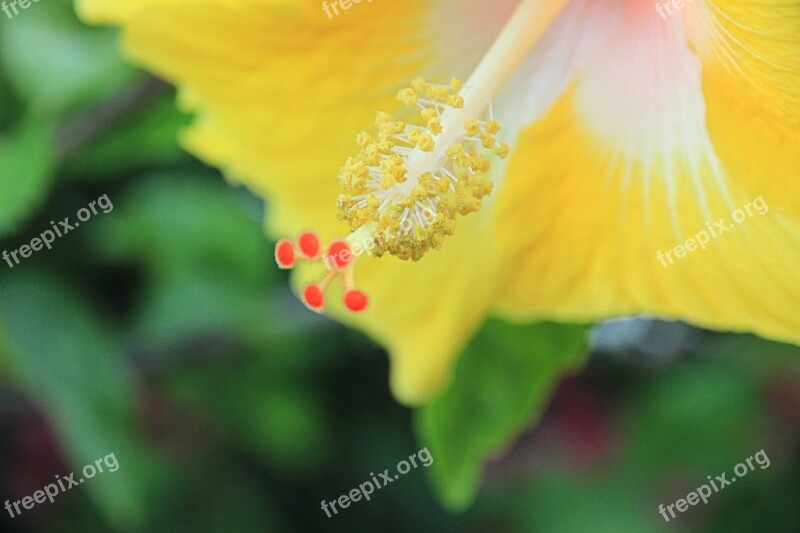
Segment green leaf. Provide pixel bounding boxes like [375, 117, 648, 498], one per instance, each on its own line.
[0, 272, 165, 529]
[0, 117, 56, 236]
[415, 319, 589, 511]
[0, 0, 139, 119]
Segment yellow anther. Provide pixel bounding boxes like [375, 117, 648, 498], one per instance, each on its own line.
[418, 173, 436, 189]
[378, 156, 396, 173]
[375, 111, 393, 126]
[399, 196, 415, 209]
[447, 94, 464, 108]
[446, 143, 464, 160]
[470, 156, 490, 171]
[351, 208, 371, 227]
[351, 159, 369, 178]
[416, 133, 435, 152]
[481, 133, 496, 149]
[455, 152, 471, 168]
[450, 78, 463, 92]
[485, 120, 501, 134]
[362, 148, 380, 166]
[386, 121, 403, 135]
[464, 119, 480, 137]
[442, 218, 456, 236]
[397, 88, 418, 106]
[478, 182, 494, 197]
[421, 108, 438, 122]
[397, 247, 414, 260]
[495, 142, 510, 159]
[427, 85, 451, 101]
[356, 131, 373, 148]
[380, 174, 396, 190]
[427, 119, 443, 135]
[379, 215, 393, 228]
[376, 139, 393, 153]
[411, 185, 428, 200]
[457, 196, 482, 215]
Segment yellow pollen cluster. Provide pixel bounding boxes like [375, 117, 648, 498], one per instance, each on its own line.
[337, 77, 509, 261]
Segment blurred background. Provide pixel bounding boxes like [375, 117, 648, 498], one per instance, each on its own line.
[0, 1, 799, 531]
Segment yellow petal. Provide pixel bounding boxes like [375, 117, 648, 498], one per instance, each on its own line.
[117, 2, 430, 237]
[491, 3, 800, 346]
[686, 0, 800, 213]
[76, 0, 522, 403]
[76, 0, 180, 24]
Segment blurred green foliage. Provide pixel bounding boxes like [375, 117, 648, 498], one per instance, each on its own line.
[0, 119, 55, 235]
[0, 0, 139, 120]
[0, 2, 798, 532]
[0, 273, 165, 527]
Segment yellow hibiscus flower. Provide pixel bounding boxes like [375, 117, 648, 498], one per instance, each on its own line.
[76, 0, 800, 406]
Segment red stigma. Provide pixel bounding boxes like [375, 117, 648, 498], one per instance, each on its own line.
[298, 231, 321, 258]
[326, 240, 353, 269]
[303, 284, 324, 311]
[344, 290, 368, 312]
[275, 239, 296, 269]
